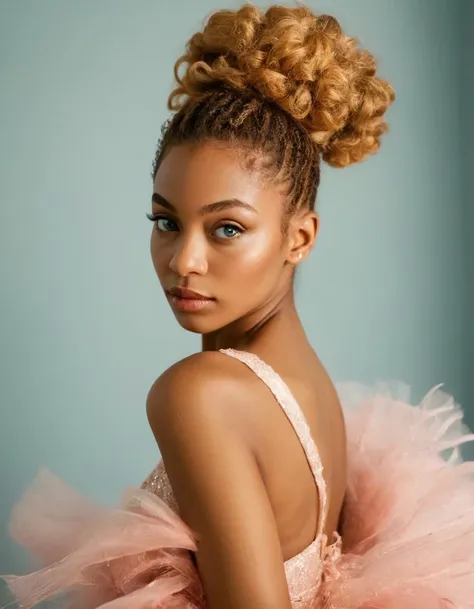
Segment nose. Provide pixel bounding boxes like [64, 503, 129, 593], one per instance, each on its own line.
[168, 233, 208, 277]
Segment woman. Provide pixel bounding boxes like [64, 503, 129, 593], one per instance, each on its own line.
[2, 5, 474, 609]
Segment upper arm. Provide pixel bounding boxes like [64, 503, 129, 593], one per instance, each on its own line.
[146, 353, 292, 609]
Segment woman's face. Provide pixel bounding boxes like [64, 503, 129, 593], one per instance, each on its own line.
[150, 142, 308, 334]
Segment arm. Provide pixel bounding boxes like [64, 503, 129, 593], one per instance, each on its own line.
[146, 353, 293, 609]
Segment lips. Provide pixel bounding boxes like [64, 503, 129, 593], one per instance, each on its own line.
[167, 287, 212, 300]
[166, 286, 215, 313]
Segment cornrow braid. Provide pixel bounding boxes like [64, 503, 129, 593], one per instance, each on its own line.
[151, 4, 395, 222]
[151, 87, 321, 217]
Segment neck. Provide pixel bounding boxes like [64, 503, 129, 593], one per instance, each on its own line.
[201, 287, 307, 353]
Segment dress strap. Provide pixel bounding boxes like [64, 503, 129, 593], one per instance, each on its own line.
[220, 348, 328, 538]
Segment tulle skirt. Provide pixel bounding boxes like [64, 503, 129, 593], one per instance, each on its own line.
[2, 383, 474, 608]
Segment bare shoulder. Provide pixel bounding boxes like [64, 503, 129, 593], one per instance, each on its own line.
[146, 351, 293, 608]
[146, 351, 257, 447]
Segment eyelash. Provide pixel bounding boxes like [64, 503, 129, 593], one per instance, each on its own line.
[145, 213, 244, 239]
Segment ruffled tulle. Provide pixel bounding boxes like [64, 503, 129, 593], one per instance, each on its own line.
[2, 384, 474, 608]
[321, 383, 474, 608]
[1, 469, 204, 608]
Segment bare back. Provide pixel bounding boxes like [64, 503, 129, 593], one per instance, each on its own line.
[220, 344, 347, 562]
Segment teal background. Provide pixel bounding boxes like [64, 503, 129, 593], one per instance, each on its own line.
[462, 0, 474, 441]
[0, 0, 472, 587]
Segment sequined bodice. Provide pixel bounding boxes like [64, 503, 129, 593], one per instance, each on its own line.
[141, 349, 341, 606]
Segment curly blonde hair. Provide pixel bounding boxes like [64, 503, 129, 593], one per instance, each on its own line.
[152, 4, 395, 213]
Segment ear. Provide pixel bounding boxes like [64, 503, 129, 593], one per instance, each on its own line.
[285, 210, 319, 265]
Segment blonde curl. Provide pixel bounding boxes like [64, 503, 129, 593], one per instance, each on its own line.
[168, 4, 395, 168]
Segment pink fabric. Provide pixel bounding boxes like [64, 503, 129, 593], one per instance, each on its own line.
[322, 382, 474, 608]
[2, 352, 474, 608]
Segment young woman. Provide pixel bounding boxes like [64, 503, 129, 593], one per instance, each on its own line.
[2, 5, 474, 609]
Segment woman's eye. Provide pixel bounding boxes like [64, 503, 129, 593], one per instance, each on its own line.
[146, 213, 242, 239]
[156, 217, 179, 232]
[146, 213, 178, 232]
[214, 225, 242, 239]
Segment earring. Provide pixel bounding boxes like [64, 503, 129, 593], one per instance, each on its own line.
[298, 252, 303, 261]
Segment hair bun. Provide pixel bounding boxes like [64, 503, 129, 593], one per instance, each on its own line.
[169, 5, 395, 167]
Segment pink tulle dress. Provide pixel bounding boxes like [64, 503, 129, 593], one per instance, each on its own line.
[2, 348, 474, 608]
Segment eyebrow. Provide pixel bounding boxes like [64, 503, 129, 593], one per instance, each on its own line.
[151, 192, 257, 215]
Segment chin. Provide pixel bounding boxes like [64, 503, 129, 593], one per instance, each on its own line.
[172, 311, 225, 335]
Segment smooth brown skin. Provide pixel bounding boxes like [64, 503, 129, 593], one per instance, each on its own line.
[146, 142, 347, 609]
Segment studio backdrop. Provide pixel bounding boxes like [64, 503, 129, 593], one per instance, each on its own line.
[0, 0, 472, 581]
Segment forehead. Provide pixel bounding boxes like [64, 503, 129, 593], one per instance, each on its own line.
[153, 142, 285, 210]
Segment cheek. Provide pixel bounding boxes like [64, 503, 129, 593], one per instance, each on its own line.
[150, 233, 167, 276]
[221, 229, 284, 281]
